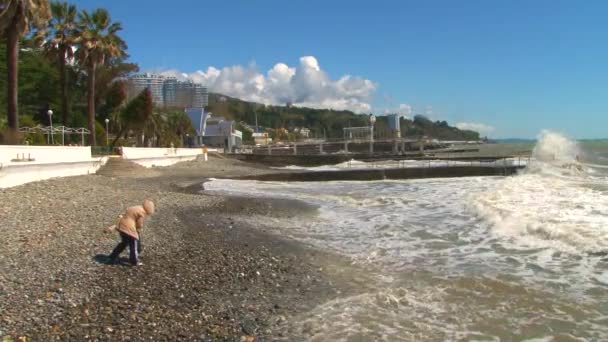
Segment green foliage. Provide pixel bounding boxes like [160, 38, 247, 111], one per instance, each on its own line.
[207, 93, 371, 139]
[110, 88, 153, 146]
[237, 123, 253, 143]
[94, 62, 138, 113]
[148, 109, 195, 147]
[0, 38, 61, 121]
[98, 79, 127, 121]
[207, 94, 482, 141]
[21, 115, 45, 144]
[95, 120, 106, 145]
[123, 88, 152, 127]
[402, 115, 480, 140]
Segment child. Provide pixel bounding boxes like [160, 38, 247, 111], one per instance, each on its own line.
[106, 199, 155, 266]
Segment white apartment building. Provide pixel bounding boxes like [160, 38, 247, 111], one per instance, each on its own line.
[127, 73, 209, 108]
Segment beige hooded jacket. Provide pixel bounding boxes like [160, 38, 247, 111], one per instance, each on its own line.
[108, 200, 155, 240]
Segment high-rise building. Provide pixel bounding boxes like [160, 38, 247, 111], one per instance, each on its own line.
[192, 83, 209, 108]
[127, 73, 165, 105]
[127, 73, 209, 108]
[162, 77, 178, 107]
[387, 113, 401, 138]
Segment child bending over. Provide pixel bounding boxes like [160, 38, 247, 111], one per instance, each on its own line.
[106, 199, 155, 266]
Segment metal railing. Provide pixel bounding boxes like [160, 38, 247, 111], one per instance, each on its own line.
[343, 157, 531, 170]
[237, 138, 475, 156]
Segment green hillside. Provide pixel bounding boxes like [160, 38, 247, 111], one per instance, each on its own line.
[206, 93, 480, 142]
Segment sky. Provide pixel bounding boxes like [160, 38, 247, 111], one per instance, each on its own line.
[70, 0, 608, 139]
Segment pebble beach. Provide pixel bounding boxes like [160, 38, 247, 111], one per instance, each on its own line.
[0, 157, 360, 341]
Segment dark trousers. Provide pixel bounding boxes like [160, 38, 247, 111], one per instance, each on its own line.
[109, 232, 139, 265]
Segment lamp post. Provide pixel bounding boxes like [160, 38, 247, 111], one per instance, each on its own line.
[47, 109, 54, 145]
[369, 114, 376, 155]
[104, 118, 110, 146]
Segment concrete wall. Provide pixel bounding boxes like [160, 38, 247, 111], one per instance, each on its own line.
[120, 147, 205, 167]
[233, 165, 523, 182]
[234, 153, 511, 167]
[0, 145, 215, 188]
[0, 145, 108, 188]
[234, 154, 353, 166]
[0, 145, 93, 165]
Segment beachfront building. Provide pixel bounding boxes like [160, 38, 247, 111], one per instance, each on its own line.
[294, 127, 311, 138]
[185, 108, 209, 146]
[253, 132, 272, 145]
[184, 109, 242, 151]
[202, 117, 242, 151]
[127, 73, 209, 108]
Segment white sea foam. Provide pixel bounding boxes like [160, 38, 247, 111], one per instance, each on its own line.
[532, 130, 580, 163]
[471, 131, 608, 255]
[203, 131, 608, 339]
[271, 158, 514, 171]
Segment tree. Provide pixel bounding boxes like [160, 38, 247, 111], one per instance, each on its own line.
[74, 8, 126, 146]
[34, 1, 76, 126]
[94, 61, 137, 113]
[110, 88, 152, 147]
[0, 0, 51, 134]
[98, 79, 127, 122]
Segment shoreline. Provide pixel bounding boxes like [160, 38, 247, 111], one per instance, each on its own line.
[0, 157, 366, 340]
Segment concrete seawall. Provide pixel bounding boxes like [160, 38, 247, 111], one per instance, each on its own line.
[0, 145, 109, 188]
[233, 154, 513, 167]
[232, 165, 523, 182]
[120, 147, 205, 167]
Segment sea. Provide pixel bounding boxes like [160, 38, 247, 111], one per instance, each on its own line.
[204, 131, 608, 341]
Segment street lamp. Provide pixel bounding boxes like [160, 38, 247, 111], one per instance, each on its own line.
[369, 114, 376, 154]
[104, 118, 110, 146]
[47, 109, 54, 145]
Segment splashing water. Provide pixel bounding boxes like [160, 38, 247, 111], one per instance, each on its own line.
[532, 130, 580, 163]
[203, 131, 608, 340]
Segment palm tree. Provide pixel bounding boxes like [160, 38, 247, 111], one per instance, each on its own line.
[0, 0, 51, 133]
[75, 8, 126, 146]
[110, 87, 152, 147]
[34, 1, 77, 126]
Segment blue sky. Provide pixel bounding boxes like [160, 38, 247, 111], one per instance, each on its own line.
[70, 0, 608, 139]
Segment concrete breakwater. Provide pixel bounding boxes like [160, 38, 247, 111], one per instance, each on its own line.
[234, 154, 512, 167]
[231, 165, 523, 182]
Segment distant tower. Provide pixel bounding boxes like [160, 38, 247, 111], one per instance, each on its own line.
[387, 113, 401, 138]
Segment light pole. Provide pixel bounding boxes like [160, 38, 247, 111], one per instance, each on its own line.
[105, 118, 110, 146]
[47, 109, 54, 145]
[369, 114, 376, 155]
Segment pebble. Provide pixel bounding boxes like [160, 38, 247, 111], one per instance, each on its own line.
[0, 158, 340, 341]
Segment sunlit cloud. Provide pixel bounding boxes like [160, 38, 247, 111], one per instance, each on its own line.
[154, 56, 376, 113]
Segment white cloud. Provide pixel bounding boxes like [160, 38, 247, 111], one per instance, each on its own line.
[455, 122, 495, 135]
[153, 56, 376, 113]
[397, 104, 412, 117]
[377, 103, 412, 118]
